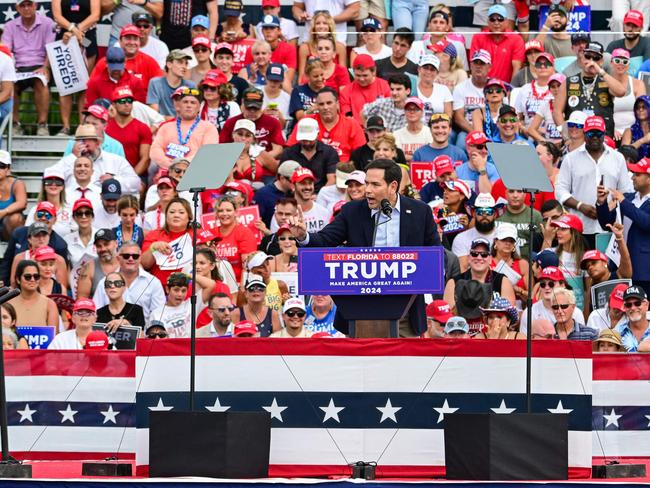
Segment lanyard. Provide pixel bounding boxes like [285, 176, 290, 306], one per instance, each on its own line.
[177, 116, 201, 146]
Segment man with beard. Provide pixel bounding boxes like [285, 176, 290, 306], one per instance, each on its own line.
[535, 5, 573, 59]
[555, 116, 633, 249]
[497, 188, 542, 259]
[279, 117, 339, 192]
[615, 286, 650, 352]
[452, 192, 499, 272]
[553, 43, 626, 138]
[452, 50, 490, 149]
[607, 11, 650, 60]
[197, 293, 235, 337]
[77, 229, 120, 298]
[283, 168, 330, 233]
[94, 179, 123, 230]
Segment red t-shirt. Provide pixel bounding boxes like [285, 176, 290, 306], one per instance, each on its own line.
[142, 229, 190, 288]
[469, 30, 525, 83]
[220, 114, 285, 152]
[271, 42, 297, 70]
[85, 70, 147, 108]
[105, 118, 153, 170]
[324, 64, 351, 94]
[231, 39, 255, 75]
[490, 178, 555, 211]
[339, 78, 391, 123]
[213, 224, 257, 281]
[287, 115, 366, 163]
[92, 51, 164, 88]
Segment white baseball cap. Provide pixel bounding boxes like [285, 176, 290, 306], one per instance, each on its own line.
[496, 222, 518, 241]
[474, 192, 496, 208]
[0, 150, 11, 166]
[296, 117, 319, 142]
[246, 251, 273, 270]
[233, 118, 256, 135]
[283, 297, 306, 313]
[567, 111, 587, 126]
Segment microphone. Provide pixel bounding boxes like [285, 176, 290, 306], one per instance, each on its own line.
[0, 289, 20, 305]
[379, 199, 393, 218]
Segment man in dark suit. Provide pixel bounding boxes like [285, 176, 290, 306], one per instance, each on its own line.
[288, 159, 441, 336]
[596, 157, 650, 296]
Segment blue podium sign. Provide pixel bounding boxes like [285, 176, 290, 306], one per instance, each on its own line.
[16, 326, 56, 349]
[298, 246, 445, 295]
[538, 6, 591, 33]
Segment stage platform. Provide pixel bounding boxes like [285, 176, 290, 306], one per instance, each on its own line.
[1, 458, 647, 487]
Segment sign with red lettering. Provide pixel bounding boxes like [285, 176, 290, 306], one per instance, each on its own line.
[201, 205, 263, 243]
[410, 162, 436, 190]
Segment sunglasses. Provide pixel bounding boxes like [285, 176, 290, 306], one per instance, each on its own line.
[43, 178, 64, 187]
[489, 15, 505, 22]
[36, 210, 53, 220]
[74, 310, 95, 317]
[22, 273, 40, 281]
[135, 23, 151, 29]
[178, 87, 201, 97]
[0, 163, 9, 170]
[116, 97, 133, 104]
[430, 113, 450, 124]
[567, 122, 584, 129]
[539, 280, 557, 289]
[278, 236, 296, 241]
[624, 300, 643, 309]
[500, 117, 518, 124]
[472, 143, 487, 151]
[285, 310, 306, 318]
[193, 47, 210, 53]
[612, 58, 629, 65]
[583, 54, 602, 62]
[74, 211, 94, 218]
[533, 332, 559, 339]
[203, 85, 219, 91]
[105, 279, 125, 289]
[469, 251, 490, 258]
[120, 253, 140, 260]
[485, 88, 503, 95]
[211, 305, 236, 312]
[148, 332, 168, 339]
[247, 285, 265, 292]
[551, 303, 571, 310]
[534, 61, 552, 69]
[475, 207, 494, 216]
[585, 130, 604, 139]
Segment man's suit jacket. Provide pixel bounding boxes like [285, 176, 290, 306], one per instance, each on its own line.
[305, 196, 441, 335]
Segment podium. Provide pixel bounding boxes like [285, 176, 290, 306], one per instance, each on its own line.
[333, 295, 416, 338]
[298, 246, 445, 338]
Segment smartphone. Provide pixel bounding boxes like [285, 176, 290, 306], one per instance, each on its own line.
[268, 102, 278, 110]
[81, 37, 92, 48]
[289, 255, 298, 264]
[600, 175, 605, 186]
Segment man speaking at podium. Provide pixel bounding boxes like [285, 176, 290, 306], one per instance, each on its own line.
[288, 159, 440, 336]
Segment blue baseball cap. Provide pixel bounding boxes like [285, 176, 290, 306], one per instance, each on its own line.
[261, 14, 280, 28]
[532, 249, 559, 269]
[266, 63, 284, 81]
[361, 17, 381, 31]
[487, 4, 508, 19]
[106, 46, 125, 72]
[191, 15, 209, 29]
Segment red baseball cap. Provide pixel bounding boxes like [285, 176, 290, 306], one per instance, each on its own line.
[192, 36, 211, 49]
[580, 250, 609, 269]
[332, 200, 347, 216]
[111, 85, 134, 102]
[36, 201, 56, 215]
[201, 69, 228, 87]
[426, 300, 453, 323]
[83, 104, 109, 122]
[352, 54, 375, 69]
[443, 179, 471, 199]
[551, 213, 584, 233]
[214, 42, 234, 55]
[157, 176, 177, 189]
[428, 40, 449, 53]
[85, 330, 109, 350]
[524, 39, 543, 52]
[624, 10, 644, 27]
[73, 198, 94, 213]
[628, 157, 650, 174]
[34, 245, 57, 262]
[234, 320, 258, 337]
[225, 180, 253, 203]
[466, 130, 489, 147]
[584, 116, 606, 133]
[73, 298, 96, 312]
[262, 0, 280, 6]
[604, 135, 616, 149]
[404, 97, 424, 110]
[536, 52, 555, 64]
[540, 266, 565, 282]
[433, 155, 454, 177]
[609, 283, 628, 311]
[291, 167, 315, 183]
[120, 23, 140, 38]
[276, 223, 291, 235]
[311, 331, 332, 338]
[484, 78, 507, 92]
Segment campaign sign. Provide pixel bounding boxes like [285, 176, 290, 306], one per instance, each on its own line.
[298, 246, 444, 295]
[591, 278, 631, 311]
[410, 162, 436, 190]
[201, 205, 263, 243]
[538, 5, 591, 33]
[93, 324, 140, 350]
[16, 326, 55, 349]
[45, 38, 89, 96]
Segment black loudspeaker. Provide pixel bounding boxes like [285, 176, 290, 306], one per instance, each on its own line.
[149, 411, 271, 478]
[444, 414, 568, 480]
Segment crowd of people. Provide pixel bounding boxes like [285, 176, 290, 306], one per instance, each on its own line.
[0, 0, 647, 351]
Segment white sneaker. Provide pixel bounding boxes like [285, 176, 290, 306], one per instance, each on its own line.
[12, 124, 24, 136]
[36, 124, 49, 136]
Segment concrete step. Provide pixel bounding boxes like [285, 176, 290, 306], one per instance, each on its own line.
[6, 135, 70, 154]
[11, 155, 60, 174]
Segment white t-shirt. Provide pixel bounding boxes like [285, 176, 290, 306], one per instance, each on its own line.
[262, 90, 291, 122]
[451, 226, 498, 258]
[316, 185, 346, 213]
[151, 300, 191, 338]
[452, 79, 485, 122]
[141, 37, 169, 69]
[144, 208, 165, 231]
[513, 81, 554, 127]
[48, 330, 83, 350]
[586, 307, 626, 332]
[520, 299, 586, 335]
[394, 125, 433, 160]
[352, 44, 392, 61]
[270, 202, 331, 233]
[94, 206, 121, 230]
[0, 52, 17, 83]
[299, 0, 360, 44]
[63, 229, 98, 268]
[408, 38, 468, 70]
[255, 18, 300, 42]
[418, 83, 453, 121]
[535, 99, 562, 140]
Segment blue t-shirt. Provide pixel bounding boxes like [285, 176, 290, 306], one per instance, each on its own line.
[63, 133, 125, 158]
[305, 303, 337, 336]
[492, 133, 535, 147]
[412, 144, 468, 164]
[289, 84, 318, 118]
[455, 162, 500, 187]
[146, 77, 197, 117]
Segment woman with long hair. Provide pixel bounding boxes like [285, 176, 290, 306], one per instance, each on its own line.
[34, 245, 67, 296]
[269, 225, 298, 273]
[297, 11, 346, 80]
[199, 69, 241, 131]
[415, 55, 453, 121]
[25, 168, 72, 235]
[113, 195, 143, 248]
[527, 73, 565, 144]
[311, 37, 350, 93]
[432, 41, 467, 92]
[10, 260, 58, 327]
[472, 78, 507, 137]
[611, 49, 646, 140]
[290, 59, 326, 121]
[189, 37, 216, 84]
[0, 152, 26, 240]
[64, 198, 97, 267]
[96, 271, 145, 330]
[230, 274, 281, 337]
[550, 214, 587, 309]
[622, 96, 650, 158]
[195, 247, 231, 313]
[514, 52, 555, 139]
[1, 303, 29, 349]
[141, 197, 193, 287]
[143, 176, 177, 233]
[490, 223, 529, 304]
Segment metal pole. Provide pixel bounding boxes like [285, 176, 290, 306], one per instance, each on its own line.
[525, 190, 537, 413]
[189, 189, 203, 411]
